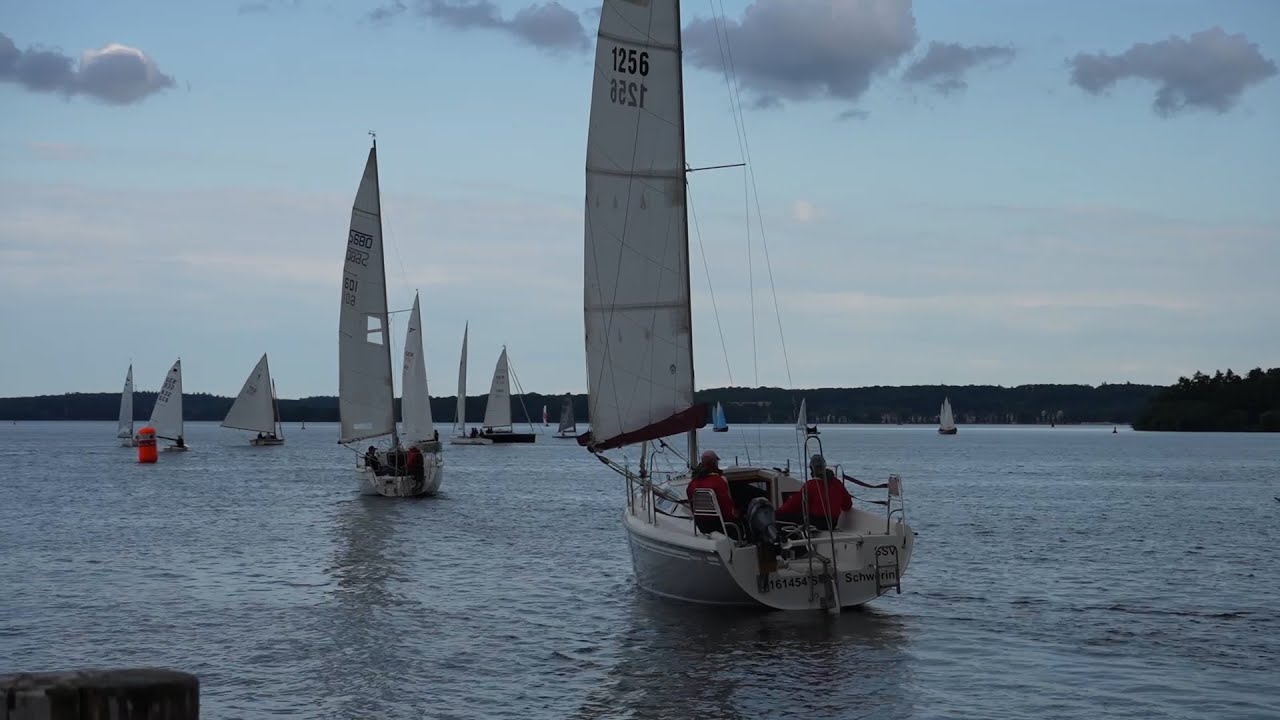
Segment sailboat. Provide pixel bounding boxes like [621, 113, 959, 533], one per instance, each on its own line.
[711, 402, 729, 432]
[938, 396, 958, 435]
[399, 292, 444, 492]
[449, 323, 491, 445]
[149, 358, 188, 451]
[477, 347, 537, 443]
[554, 395, 578, 439]
[542, 404, 549, 427]
[222, 353, 285, 445]
[338, 136, 432, 498]
[579, 0, 913, 612]
[118, 364, 136, 447]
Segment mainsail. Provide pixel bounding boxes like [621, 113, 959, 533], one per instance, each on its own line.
[557, 395, 576, 434]
[222, 353, 277, 434]
[940, 397, 956, 430]
[149, 359, 184, 440]
[117, 365, 134, 439]
[401, 293, 434, 444]
[482, 348, 512, 429]
[453, 323, 468, 436]
[582, 0, 704, 451]
[338, 143, 396, 444]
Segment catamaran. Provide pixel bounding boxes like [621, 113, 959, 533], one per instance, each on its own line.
[554, 395, 577, 439]
[578, 0, 914, 612]
[938, 396, 957, 435]
[222, 353, 285, 445]
[149, 359, 188, 451]
[338, 136, 435, 497]
[118, 364, 136, 447]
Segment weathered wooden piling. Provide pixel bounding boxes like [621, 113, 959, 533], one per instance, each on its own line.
[0, 668, 198, 720]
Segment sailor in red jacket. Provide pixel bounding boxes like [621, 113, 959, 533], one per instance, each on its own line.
[686, 449, 738, 534]
[777, 454, 852, 531]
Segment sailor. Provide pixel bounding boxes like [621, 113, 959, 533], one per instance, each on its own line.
[364, 445, 380, 473]
[257, 432, 265, 440]
[406, 445, 424, 482]
[175, 436, 185, 448]
[776, 454, 852, 531]
[686, 450, 739, 535]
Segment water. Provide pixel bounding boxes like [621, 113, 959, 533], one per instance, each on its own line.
[1, 422, 1277, 719]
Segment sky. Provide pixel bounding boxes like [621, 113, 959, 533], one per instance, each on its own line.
[1, 0, 1278, 399]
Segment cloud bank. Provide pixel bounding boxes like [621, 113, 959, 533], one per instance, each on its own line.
[904, 41, 1016, 94]
[367, 0, 588, 52]
[1068, 27, 1277, 116]
[0, 32, 175, 105]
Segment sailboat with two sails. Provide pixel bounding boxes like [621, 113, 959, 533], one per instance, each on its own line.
[149, 359, 188, 451]
[554, 395, 578, 439]
[338, 136, 442, 497]
[222, 353, 285, 445]
[578, 0, 914, 612]
[938, 396, 958, 435]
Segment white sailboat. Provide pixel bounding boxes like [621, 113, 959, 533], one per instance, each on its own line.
[339, 136, 431, 497]
[938, 396, 958, 435]
[554, 395, 577, 439]
[579, 0, 913, 612]
[118, 364, 136, 447]
[222, 353, 285, 445]
[478, 347, 536, 443]
[399, 292, 443, 492]
[449, 323, 491, 445]
[149, 358, 188, 451]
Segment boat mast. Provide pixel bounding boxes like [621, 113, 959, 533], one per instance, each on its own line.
[673, 0, 697, 467]
[370, 130, 399, 448]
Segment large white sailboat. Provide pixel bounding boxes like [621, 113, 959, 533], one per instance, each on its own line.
[399, 292, 443, 493]
[339, 137, 432, 498]
[149, 358, 188, 451]
[939, 396, 958, 435]
[222, 353, 285, 445]
[579, 0, 914, 612]
[118, 364, 136, 447]
[449, 323, 491, 445]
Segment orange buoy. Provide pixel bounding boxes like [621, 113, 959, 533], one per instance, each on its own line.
[137, 426, 158, 463]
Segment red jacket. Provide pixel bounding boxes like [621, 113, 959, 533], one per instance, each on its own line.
[686, 473, 737, 520]
[778, 477, 852, 518]
[406, 447, 423, 469]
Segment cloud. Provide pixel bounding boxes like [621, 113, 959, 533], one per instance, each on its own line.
[904, 41, 1016, 94]
[683, 0, 917, 108]
[367, 0, 589, 52]
[0, 32, 175, 105]
[1068, 26, 1278, 116]
[789, 200, 818, 223]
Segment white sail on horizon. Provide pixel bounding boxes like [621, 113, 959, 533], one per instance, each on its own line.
[558, 396, 576, 434]
[454, 323, 468, 436]
[940, 397, 956, 430]
[117, 365, 134, 439]
[149, 359, 184, 441]
[583, 0, 693, 449]
[401, 293, 434, 444]
[482, 348, 513, 429]
[338, 143, 397, 444]
[222, 353, 278, 435]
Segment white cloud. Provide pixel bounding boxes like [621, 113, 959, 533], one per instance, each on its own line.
[789, 200, 818, 223]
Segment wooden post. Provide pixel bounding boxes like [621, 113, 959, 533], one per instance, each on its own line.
[0, 668, 198, 720]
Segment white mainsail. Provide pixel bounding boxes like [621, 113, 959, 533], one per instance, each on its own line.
[482, 348, 513, 429]
[583, 0, 696, 450]
[149, 359, 184, 440]
[453, 323, 468, 436]
[117, 364, 134, 439]
[222, 353, 277, 434]
[796, 398, 808, 431]
[401, 293, 434, 444]
[338, 142, 396, 445]
[940, 397, 956, 430]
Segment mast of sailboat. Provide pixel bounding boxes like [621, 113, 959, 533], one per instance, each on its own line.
[369, 130, 400, 449]
[672, 0, 698, 468]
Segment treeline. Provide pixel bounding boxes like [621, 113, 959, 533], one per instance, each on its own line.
[0, 383, 1158, 425]
[1133, 368, 1280, 432]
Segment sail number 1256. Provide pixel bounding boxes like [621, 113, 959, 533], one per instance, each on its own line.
[609, 46, 648, 109]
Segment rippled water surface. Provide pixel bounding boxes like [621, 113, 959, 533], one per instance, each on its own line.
[2, 422, 1278, 719]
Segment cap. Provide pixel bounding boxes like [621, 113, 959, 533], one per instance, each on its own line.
[701, 449, 720, 465]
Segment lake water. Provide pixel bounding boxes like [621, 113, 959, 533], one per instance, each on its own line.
[1, 422, 1277, 719]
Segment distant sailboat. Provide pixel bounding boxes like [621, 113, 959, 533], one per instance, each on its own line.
[797, 397, 818, 436]
[542, 404, 549, 427]
[450, 323, 491, 445]
[222, 353, 285, 445]
[554, 395, 577, 439]
[150, 359, 188, 451]
[478, 347, 537, 443]
[938, 396, 958, 435]
[118, 364, 136, 447]
[711, 401, 728, 432]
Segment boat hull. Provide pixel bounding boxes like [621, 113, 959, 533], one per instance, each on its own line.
[163, 445, 190, 452]
[250, 437, 285, 446]
[355, 455, 442, 498]
[938, 427, 957, 435]
[450, 437, 493, 445]
[484, 432, 536, 444]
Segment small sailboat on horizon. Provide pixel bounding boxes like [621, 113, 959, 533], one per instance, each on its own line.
[477, 347, 537, 443]
[938, 396, 958, 435]
[711, 401, 728, 432]
[554, 395, 578, 439]
[222, 353, 285, 445]
[449, 323, 491, 445]
[118, 364, 137, 447]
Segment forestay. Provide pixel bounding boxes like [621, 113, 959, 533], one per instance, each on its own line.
[483, 348, 513, 429]
[222, 353, 277, 434]
[401, 293, 434, 444]
[583, 0, 702, 450]
[117, 365, 134, 439]
[149, 359, 184, 440]
[338, 145, 396, 444]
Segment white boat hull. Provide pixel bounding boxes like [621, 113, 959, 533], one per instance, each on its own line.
[449, 437, 493, 445]
[355, 453, 443, 497]
[163, 445, 190, 453]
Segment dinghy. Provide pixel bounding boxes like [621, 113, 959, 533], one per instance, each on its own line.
[149, 359, 189, 451]
[578, 0, 913, 612]
[222, 353, 285, 445]
[118, 364, 137, 447]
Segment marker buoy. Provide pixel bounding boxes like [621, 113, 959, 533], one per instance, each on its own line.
[137, 426, 158, 463]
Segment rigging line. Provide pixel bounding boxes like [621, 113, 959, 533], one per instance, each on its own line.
[687, 184, 733, 386]
[716, 0, 793, 389]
